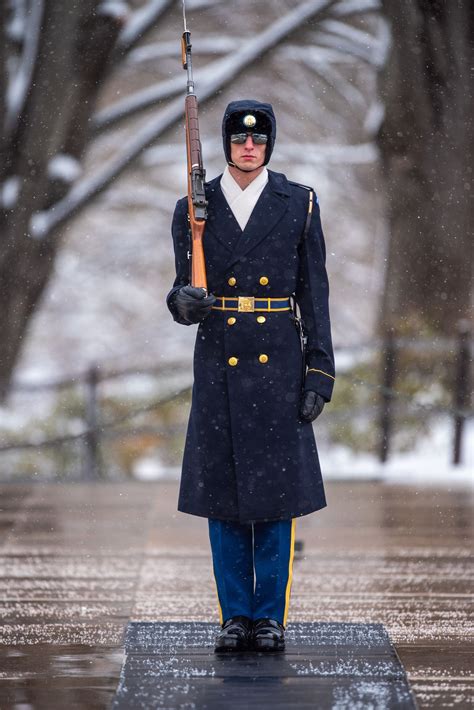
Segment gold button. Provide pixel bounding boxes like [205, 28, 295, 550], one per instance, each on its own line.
[259, 276, 269, 286]
[259, 354, 269, 364]
[256, 315, 266, 324]
[227, 317, 236, 326]
[228, 357, 238, 366]
[228, 276, 237, 286]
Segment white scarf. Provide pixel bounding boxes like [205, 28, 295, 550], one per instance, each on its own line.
[220, 166, 268, 231]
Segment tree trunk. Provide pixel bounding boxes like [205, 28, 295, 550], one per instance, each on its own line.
[0, 1, 124, 399]
[377, 0, 473, 337]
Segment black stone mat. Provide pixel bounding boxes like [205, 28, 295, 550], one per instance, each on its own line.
[111, 622, 418, 709]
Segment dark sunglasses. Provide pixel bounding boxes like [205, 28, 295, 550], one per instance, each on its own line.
[230, 132, 268, 145]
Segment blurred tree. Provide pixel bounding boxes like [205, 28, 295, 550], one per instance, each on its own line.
[0, 0, 381, 399]
[377, 0, 473, 337]
[0, 0, 174, 399]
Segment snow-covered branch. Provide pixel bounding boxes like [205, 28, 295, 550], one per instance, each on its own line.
[316, 18, 389, 68]
[283, 46, 367, 109]
[311, 26, 382, 66]
[31, 0, 338, 238]
[116, 0, 174, 54]
[127, 36, 243, 64]
[5, 0, 44, 136]
[94, 0, 337, 133]
[281, 44, 356, 65]
[331, 0, 381, 16]
[93, 74, 186, 132]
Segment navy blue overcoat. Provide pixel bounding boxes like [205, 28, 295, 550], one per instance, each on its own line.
[167, 169, 335, 523]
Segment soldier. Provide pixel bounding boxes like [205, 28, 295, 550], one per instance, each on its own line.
[167, 99, 335, 653]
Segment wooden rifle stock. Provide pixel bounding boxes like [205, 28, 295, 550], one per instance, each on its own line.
[185, 94, 207, 289]
[182, 26, 208, 291]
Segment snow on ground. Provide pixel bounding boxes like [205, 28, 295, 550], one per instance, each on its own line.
[323, 418, 473, 487]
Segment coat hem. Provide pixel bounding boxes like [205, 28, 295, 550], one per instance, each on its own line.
[177, 501, 327, 524]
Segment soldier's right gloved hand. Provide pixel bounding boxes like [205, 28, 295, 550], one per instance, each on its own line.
[174, 285, 216, 324]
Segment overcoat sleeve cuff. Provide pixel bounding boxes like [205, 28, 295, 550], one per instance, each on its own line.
[304, 368, 335, 403]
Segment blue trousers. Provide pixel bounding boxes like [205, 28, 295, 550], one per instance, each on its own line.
[208, 519, 296, 627]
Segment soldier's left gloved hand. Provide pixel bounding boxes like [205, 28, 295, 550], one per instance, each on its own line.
[299, 390, 325, 423]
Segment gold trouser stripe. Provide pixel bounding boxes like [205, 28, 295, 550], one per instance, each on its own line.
[212, 568, 223, 625]
[307, 368, 335, 381]
[283, 519, 296, 627]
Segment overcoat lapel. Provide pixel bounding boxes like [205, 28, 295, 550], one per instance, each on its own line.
[226, 171, 290, 270]
[205, 179, 242, 253]
[204, 171, 291, 271]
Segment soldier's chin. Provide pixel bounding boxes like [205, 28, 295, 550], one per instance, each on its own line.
[238, 163, 262, 172]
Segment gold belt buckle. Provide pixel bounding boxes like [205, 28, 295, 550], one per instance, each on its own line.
[238, 296, 255, 312]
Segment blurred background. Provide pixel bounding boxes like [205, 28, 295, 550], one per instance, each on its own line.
[0, 0, 472, 483]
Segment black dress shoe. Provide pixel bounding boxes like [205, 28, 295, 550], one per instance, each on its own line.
[214, 615, 252, 653]
[253, 618, 285, 652]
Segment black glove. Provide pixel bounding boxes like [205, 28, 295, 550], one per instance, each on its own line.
[299, 390, 325, 423]
[174, 285, 216, 324]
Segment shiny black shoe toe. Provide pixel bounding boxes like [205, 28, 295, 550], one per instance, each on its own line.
[214, 615, 252, 653]
[253, 618, 285, 652]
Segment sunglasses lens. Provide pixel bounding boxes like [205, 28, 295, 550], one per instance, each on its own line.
[230, 134, 247, 144]
[230, 133, 268, 144]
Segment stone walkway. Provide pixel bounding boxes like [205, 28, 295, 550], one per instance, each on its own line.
[0, 480, 472, 708]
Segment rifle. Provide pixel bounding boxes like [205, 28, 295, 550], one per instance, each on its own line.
[181, 1, 208, 291]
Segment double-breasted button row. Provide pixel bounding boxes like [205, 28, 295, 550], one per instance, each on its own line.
[227, 315, 266, 325]
[227, 276, 269, 287]
[228, 355, 269, 366]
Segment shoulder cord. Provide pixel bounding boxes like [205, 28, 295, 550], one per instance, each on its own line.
[291, 188, 313, 387]
[301, 188, 314, 244]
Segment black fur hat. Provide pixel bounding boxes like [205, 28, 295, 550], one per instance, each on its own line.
[222, 99, 276, 166]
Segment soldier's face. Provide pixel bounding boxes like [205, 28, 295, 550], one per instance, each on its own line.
[230, 134, 266, 172]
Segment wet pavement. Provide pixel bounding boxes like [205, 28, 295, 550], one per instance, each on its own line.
[112, 621, 417, 708]
[0, 480, 472, 708]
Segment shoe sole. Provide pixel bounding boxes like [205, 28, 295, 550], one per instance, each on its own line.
[253, 639, 285, 653]
[214, 640, 250, 653]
